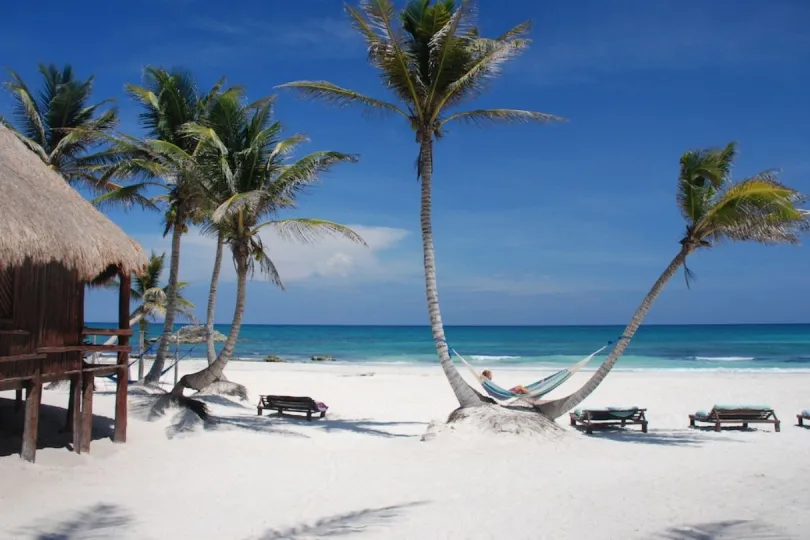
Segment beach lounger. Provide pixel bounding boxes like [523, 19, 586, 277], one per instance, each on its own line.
[257, 395, 328, 421]
[689, 405, 780, 432]
[569, 407, 648, 434]
[798, 410, 810, 427]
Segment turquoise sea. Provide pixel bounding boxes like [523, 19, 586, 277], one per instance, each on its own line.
[91, 323, 810, 372]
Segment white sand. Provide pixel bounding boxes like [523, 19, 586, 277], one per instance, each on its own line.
[1, 361, 809, 539]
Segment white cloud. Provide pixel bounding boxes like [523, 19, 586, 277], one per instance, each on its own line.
[134, 224, 416, 286]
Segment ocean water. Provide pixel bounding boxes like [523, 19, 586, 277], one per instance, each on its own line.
[90, 323, 810, 372]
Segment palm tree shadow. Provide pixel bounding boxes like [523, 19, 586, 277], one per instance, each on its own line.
[256, 501, 428, 539]
[20, 503, 132, 539]
[162, 409, 309, 440]
[586, 429, 745, 447]
[656, 519, 793, 539]
[266, 414, 427, 439]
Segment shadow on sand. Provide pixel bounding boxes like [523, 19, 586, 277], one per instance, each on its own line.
[256, 501, 428, 540]
[263, 414, 427, 439]
[0, 397, 114, 458]
[21, 503, 133, 539]
[572, 427, 746, 447]
[656, 519, 793, 539]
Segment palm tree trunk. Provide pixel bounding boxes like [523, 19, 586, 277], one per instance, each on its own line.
[206, 231, 224, 365]
[144, 211, 184, 384]
[138, 318, 147, 380]
[419, 136, 486, 408]
[535, 248, 690, 419]
[171, 245, 247, 394]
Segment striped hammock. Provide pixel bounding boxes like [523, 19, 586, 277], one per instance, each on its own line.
[452, 345, 608, 403]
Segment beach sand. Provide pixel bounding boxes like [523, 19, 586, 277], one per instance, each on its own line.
[1, 361, 808, 539]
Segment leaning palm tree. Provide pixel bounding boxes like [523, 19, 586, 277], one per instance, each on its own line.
[129, 251, 196, 379]
[98, 67, 235, 384]
[0, 64, 118, 188]
[168, 92, 363, 396]
[279, 0, 564, 409]
[534, 142, 809, 420]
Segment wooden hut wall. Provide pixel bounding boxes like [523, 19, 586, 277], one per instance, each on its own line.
[0, 260, 83, 380]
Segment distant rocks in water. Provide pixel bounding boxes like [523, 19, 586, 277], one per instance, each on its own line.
[311, 355, 336, 362]
[263, 354, 286, 363]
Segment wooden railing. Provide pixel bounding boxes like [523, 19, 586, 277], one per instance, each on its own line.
[82, 328, 134, 337]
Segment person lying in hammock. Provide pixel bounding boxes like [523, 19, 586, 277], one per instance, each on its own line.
[481, 369, 529, 394]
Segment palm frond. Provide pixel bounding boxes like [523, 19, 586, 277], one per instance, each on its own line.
[277, 81, 409, 119]
[695, 173, 809, 245]
[359, 0, 426, 112]
[267, 134, 308, 163]
[426, 0, 475, 108]
[246, 235, 284, 287]
[677, 142, 737, 223]
[92, 182, 159, 212]
[3, 68, 47, 144]
[431, 25, 532, 116]
[439, 108, 564, 129]
[272, 151, 358, 197]
[254, 218, 367, 246]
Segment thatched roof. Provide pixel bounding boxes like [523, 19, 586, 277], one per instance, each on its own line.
[0, 125, 146, 280]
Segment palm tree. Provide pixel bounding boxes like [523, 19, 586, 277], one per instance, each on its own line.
[279, 0, 564, 409]
[129, 251, 196, 379]
[0, 64, 118, 188]
[534, 142, 809, 420]
[169, 92, 363, 395]
[98, 67, 235, 384]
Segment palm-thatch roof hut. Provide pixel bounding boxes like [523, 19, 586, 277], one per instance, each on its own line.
[0, 124, 147, 462]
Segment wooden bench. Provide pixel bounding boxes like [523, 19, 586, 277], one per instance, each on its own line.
[797, 410, 810, 427]
[257, 395, 328, 421]
[569, 407, 648, 434]
[689, 406, 780, 432]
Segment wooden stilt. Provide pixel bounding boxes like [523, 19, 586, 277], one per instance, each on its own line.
[14, 388, 22, 412]
[71, 374, 81, 453]
[113, 271, 131, 443]
[80, 372, 94, 452]
[21, 379, 42, 463]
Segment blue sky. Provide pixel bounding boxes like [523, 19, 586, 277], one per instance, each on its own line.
[2, 0, 809, 325]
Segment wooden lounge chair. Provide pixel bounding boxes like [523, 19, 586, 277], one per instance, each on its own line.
[689, 405, 780, 432]
[798, 410, 810, 427]
[257, 395, 328, 421]
[569, 406, 648, 434]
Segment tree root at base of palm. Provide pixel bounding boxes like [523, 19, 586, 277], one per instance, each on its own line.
[420, 404, 564, 441]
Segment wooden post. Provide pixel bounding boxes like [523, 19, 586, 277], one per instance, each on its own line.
[14, 388, 22, 412]
[21, 378, 42, 463]
[71, 374, 82, 453]
[114, 271, 131, 443]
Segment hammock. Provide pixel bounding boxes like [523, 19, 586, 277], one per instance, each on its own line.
[451, 344, 609, 403]
[105, 342, 196, 385]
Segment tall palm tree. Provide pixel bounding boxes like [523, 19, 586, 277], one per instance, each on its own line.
[279, 0, 564, 409]
[129, 251, 196, 379]
[0, 64, 118, 188]
[535, 142, 809, 420]
[169, 92, 363, 395]
[98, 67, 235, 384]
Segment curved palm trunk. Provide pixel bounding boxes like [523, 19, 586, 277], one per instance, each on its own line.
[205, 231, 224, 365]
[419, 137, 486, 408]
[535, 248, 689, 419]
[171, 246, 247, 394]
[144, 212, 184, 384]
[138, 318, 148, 380]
